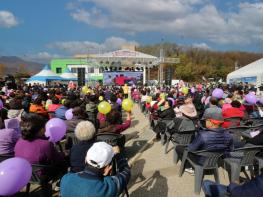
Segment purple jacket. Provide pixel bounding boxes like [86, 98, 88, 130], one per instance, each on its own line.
[0, 128, 20, 155]
[14, 138, 64, 165]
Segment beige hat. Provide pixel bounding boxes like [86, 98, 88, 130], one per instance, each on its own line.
[179, 104, 197, 118]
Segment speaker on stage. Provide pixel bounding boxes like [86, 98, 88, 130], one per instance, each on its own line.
[165, 66, 173, 86]
[77, 68, 86, 86]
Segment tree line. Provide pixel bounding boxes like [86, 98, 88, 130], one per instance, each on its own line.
[137, 43, 263, 82]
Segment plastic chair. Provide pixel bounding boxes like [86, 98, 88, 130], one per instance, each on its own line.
[223, 146, 263, 182]
[226, 126, 251, 143]
[179, 149, 223, 194]
[171, 130, 196, 163]
[224, 117, 243, 128]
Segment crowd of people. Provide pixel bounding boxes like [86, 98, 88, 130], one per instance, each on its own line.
[0, 81, 263, 196]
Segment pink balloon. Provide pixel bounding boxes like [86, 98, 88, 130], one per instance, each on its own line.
[212, 88, 224, 99]
[0, 158, 32, 196]
[245, 94, 257, 105]
[65, 109, 73, 120]
[45, 118, 67, 143]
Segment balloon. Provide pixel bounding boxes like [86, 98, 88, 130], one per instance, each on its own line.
[146, 96, 152, 103]
[65, 108, 73, 120]
[98, 101, 112, 114]
[167, 97, 175, 106]
[45, 118, 67, 143]
[190, 87, 195, 93]
[0, 158, 32, 196]
[122, 99, 134, 112]
[116, 98, 122, 105]
[245, 93, 257, 105]
[81, 86, 88, 94]
[0, 99, 3, 110]
[99, 96, 104, 101]
[259, 97, 263, 105]
[160, 93, 166, 100]
[182, 87, 189, 95]
[212, 88, 224, 99]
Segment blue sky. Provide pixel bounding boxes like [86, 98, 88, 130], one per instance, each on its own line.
[0, 0, 263, 63]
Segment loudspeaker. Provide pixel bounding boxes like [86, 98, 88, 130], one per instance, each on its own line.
[165, 66, 173, 85]
[77, 68, 85, 86]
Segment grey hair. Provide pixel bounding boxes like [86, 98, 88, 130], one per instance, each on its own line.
[75, 121, 96, 141]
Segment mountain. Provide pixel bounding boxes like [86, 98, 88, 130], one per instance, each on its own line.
[0, 56, 43, 77]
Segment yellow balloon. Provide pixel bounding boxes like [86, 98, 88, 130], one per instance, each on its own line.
[99, 96, 103, 101]
[122, 99, 134, 112]
[160, 93, 165, 100]
[182, 87, 189, 95]
[146, 96, 152, 103]
[98, 101, 111, 114]
[82, 86, 88, 94]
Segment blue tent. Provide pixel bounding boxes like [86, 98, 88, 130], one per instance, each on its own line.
[26, 65, 62, 85]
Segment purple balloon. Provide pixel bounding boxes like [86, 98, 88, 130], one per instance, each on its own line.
[117, 98, 122, 105]
[259, 97, 263, 105]
[0, 158, 32, 196]
[0, 99, 3, 110]
[212, 88, 224, 99]
[190, 87, 195, 93]
[65, 108, 73, 120]
[245, 93, 257, 105]
[45, 118, 67, 143]
[167, 97, 175, 106]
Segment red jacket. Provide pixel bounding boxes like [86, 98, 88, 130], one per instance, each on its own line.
[222, 107, 244, 128]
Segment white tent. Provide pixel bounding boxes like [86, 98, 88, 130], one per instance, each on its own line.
[60, 68, 77, 81]
[26, 65, 62, 85]
[227, 58, 263, 87]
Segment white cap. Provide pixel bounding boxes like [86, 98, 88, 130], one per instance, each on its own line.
[85, 142, 114, 169]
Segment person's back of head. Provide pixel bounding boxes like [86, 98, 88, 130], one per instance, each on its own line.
[20, 113, 46, 141]
[106, 109, 121, 125]
[231, 100, 241, 108]
[52, 97, 59, 104]
[210, 97, 218, 106]
[72, 106, 86, 119]
[75, 121, 96, 141]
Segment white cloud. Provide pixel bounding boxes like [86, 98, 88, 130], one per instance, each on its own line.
[24, 52, 61, 63]
[192, 43, 211, 50]
[69, 1, 263, 46]
[47, 36, 139, 54]
[0, 10, 19, 28]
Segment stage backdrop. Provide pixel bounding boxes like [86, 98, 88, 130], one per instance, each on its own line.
[103, 71, 143, 86]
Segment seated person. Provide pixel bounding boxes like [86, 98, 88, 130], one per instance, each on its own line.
[55, 99, 70, 120]
[29, 97, 48, 117]
[14, 113, 66, 177]
[157, 99, 175, 119]
[65, 106, 87, 133]
[202, 97, 222, 120]
[61, 142, 131, 197]
[175, 109, 233, 174]
[0, 118, 20, 155]
[98, 110, 131, 134]
[203, 171, 263, 197]
[222, 100, 245, 128]
[48, 97, 61, 112]
[70, 121, 96, 173]
[7, 97, 24, 120]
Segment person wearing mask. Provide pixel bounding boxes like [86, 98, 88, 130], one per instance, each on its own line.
[61, 142, 131, 197]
